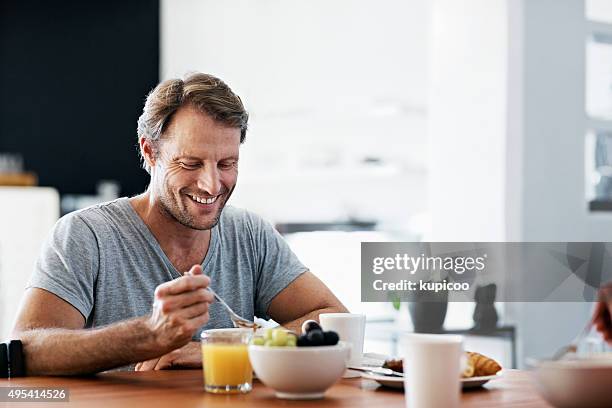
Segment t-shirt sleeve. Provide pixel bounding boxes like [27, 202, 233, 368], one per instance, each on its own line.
[27, 213, 100, 321]
[253, 216, 309, 319]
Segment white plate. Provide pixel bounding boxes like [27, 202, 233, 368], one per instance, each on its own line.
[360, 371, 503, 390]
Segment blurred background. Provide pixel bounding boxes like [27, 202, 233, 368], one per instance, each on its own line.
[1, 0, 612, 369]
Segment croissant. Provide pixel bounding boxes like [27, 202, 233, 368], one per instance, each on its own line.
[383, 352, 502, 378]
[462, 351, 502, 378]
[382, 359, 403, 373]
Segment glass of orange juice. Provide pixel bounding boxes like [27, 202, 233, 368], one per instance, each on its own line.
[200, 329, 253, 394]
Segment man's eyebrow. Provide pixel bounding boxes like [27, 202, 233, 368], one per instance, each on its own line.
[175, 155, 239, 161]
[174, 155, 201, 161]
[220, 156, 239, 161]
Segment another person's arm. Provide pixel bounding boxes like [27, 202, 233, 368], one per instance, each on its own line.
[12, 265, 212, 375]
[593, 283, 612, 343]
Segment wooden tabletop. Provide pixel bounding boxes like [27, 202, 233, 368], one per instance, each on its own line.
[0, 369, 552, 407]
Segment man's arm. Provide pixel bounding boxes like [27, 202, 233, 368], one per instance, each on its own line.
[134, 271, 346, 371]
[12, 265, 213, 375]
[267, 271, 348, 334]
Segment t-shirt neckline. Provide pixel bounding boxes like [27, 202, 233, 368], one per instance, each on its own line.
[118, 197, 219, 278]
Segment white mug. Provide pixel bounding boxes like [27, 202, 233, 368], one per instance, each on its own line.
[401, 333, 463, 408]
[319, 313, 366, 366]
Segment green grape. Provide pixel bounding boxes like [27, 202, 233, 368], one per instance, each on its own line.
[251, 337, 265, 346]
[272, 329, 288, 346]
[264, 340, 274, 347]
[264, 328, 274, 341]
[286, 337, 297, 347]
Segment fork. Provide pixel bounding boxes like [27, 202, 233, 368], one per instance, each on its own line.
[207, 287, 259, 329]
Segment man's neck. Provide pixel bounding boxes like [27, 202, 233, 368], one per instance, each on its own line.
[128, 192, 211, 273]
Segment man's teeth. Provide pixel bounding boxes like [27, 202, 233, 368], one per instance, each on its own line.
[189, 194, 218, 204]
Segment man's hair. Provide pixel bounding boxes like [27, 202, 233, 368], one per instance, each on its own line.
[137, 72, 249, 174]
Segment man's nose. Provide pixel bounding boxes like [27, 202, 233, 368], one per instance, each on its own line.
[197, 166, 222, 196]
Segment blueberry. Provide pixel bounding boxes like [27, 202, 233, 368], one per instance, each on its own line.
[301, 320, 322, 334]
[297, 334, 310, 347]
[323, 331, 339, 346]
[306, 329, 324, 346]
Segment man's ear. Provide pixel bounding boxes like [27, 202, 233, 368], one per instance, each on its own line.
[139, 136, 156, 169]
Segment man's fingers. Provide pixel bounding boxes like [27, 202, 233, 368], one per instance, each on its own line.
[154, 352, 177, 370]
[189, 264, 204, 276]
[135, 358, 159, 371]
[155, 274, 210, 297]
[148, 266, 212, 351]
[150, 344, 202, 370]
[159, 289, 214, 312]
[177, 301, 210, 320]
[182, 312, 210, 333]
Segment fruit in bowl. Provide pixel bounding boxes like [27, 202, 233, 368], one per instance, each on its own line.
[251, 328, 298, 347]
[248, 340, 349, 399]
[251, 324, 340, 348]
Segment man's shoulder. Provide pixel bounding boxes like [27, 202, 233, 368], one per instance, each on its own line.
[221, 205, 257, 220]
[57, 198, 130, 234]
[219, 205, 271, 232]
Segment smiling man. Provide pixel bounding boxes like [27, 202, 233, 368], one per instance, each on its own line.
[12, 73, 347, 374]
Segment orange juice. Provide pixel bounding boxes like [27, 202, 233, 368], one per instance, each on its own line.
[200, 329, 253, 394]
[202, 344, 252, 391]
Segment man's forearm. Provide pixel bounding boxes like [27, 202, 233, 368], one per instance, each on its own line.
[17, 317, 165, 376]
[282, 305, 349, 334]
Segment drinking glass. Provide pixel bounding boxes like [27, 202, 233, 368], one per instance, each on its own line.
[201, 329, 253, 394]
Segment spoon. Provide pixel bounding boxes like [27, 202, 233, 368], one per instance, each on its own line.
[207, 287, 259, 330]
[551, 321, 593, 360]
[183, 270, 259, 330]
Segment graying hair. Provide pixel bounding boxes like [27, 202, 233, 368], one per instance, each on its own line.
[137, 72, 249, 173]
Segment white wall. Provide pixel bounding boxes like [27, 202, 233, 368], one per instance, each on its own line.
[161, 0, 433, 324]
[161, 0, 430, 227]
[508, 0, 597, 366]
[0, 187, 59, 341]
[587, 0, 612, 23]
[429, 0, 600, 367]
[428, 0, 508, 242]
[427, 0, 510, 365]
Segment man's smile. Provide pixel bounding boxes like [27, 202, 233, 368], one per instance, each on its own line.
[187, 193, 221, 205]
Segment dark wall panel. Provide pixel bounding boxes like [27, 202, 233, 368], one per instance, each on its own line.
[0, 0, 159, 195]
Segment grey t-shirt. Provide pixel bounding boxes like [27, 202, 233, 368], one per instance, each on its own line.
[28, 197, 308, 337]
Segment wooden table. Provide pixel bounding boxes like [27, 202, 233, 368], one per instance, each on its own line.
[0, 369, 552, 407]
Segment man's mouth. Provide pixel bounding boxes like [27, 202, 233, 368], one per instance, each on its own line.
[187, 193, 220, 205]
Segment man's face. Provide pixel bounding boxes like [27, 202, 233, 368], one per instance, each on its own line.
[149, 105, 240, 230]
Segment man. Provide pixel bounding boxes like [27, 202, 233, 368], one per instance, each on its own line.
[12, 73, 347, 375]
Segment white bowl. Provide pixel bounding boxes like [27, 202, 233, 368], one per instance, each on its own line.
[534, 357, 612, 408]
[248, 342, 349, 399]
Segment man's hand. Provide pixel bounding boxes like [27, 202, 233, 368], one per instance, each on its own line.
[9, 264, 213, 376]
[135, 341, 202, 371]
[593, 283, 612, 343]
[147, 264, 213, 352]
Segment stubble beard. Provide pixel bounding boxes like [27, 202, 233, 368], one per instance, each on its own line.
[159, 184, 235, 231]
